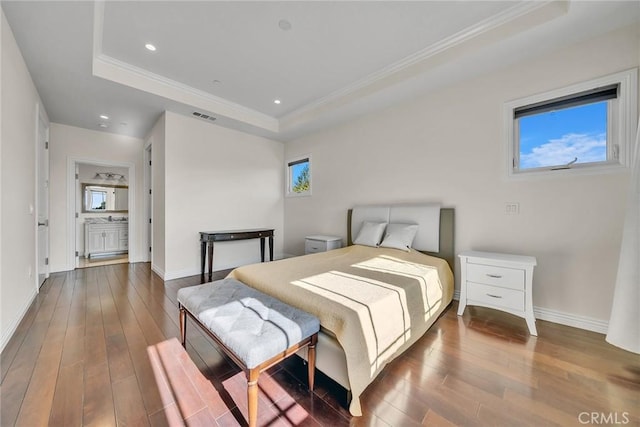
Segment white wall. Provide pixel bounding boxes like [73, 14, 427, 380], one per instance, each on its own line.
[0, 11, 48, 350]
[48, 124, 144, 272]
[147, 113, 166, 276]
[284, 25, 639, 332]
[156, 111, 284, 280]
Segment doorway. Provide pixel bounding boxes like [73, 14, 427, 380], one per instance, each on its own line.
[67, 159, 136, 270]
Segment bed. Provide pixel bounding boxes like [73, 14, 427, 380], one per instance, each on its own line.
[228, 204, 454, 416]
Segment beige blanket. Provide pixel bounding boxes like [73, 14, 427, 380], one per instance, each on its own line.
[229, 244, 454, 416]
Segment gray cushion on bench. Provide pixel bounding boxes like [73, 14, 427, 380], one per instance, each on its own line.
[177, 278, 320, 369]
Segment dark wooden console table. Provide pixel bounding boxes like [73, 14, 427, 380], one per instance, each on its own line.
[199, 228, 274, 283]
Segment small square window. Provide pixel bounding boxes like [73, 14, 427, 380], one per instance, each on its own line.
[286, 156, 311, 196]
[505, 69, 637, 178]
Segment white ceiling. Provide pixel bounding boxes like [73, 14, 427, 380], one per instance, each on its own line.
[2, 1, 639, 141]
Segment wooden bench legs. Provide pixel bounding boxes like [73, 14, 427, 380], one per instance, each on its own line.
[179, 304, 187, 346]
[179, 304, 317, 427]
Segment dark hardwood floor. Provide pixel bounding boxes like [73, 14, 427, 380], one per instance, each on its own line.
[1, 263, 638, 426]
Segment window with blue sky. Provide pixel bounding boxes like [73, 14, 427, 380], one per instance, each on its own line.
[506, 69, 636, 178]
[518, 101, 607, 170]
[287, 156, 311, 195]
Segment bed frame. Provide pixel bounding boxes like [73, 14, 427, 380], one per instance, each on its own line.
[298, 206, 456, 395]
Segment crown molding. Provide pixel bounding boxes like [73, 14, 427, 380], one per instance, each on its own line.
[280, 1, 568, 131]
[92, 1, 278, 133]
[92, 0, 567, 137]
[92, 54, 279, 132]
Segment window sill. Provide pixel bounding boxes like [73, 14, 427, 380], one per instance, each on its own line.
[507, 161, 629, 180]
[286, 191, 312, 198]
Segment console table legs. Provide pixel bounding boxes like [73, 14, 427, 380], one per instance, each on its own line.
[200, 230, 274, 283]
[259, 237, 274, 262]
[207, 242, 214, 283]
[200, 242, 206, 283]
[200, 241, 215, 283]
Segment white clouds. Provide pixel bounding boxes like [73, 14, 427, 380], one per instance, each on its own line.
[520, 133, 606, 169]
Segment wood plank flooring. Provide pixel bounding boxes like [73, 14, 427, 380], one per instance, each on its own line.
[1, 262, 638, 426]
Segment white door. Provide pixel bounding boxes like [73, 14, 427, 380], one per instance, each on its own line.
[36, 113, 49, 287]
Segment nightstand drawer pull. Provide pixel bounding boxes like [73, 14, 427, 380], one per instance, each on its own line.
[467, 264, 524, 290]
[486, 294, 503, 299]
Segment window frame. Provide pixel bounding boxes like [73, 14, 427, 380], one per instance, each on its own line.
[285, 154, 312, 197]
[504, 68, 637, 179]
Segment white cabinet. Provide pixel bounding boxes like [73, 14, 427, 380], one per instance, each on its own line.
[85, 222, 128, 258]
[305, 235, 342, 254]
[118, 227, 129, 250]
[457, 251, 537, 335]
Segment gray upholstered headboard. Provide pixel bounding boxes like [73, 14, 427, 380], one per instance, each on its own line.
[347, 207, 455, 271]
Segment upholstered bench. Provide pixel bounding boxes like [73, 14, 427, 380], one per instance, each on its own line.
[177, 278, 320, 427]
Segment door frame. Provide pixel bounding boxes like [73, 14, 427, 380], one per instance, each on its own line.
[144, 144, 152, 263]
[67, 157, 136, 270]
[35, 103, 49, 288]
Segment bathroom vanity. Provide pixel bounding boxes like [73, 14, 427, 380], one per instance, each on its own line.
[85, 218, 128, 258]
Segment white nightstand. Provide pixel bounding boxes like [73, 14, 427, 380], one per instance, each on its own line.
[457, 250, 537, 335]
[305, 235, 342, 254]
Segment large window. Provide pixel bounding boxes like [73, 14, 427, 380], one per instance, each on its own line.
[505, 69, 637, 177]
[286, 155, 311, 196]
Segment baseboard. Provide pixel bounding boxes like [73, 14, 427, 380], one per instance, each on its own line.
[151, 263, 166, 280]
[162, 268, 200, 281]
[455, 289, 608, 334]
[1, 288, 37, 353]
[533, 306, 608, 334]
[162, 255, 290, 281]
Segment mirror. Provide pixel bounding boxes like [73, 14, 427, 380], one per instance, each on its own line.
[82, 184, 128, 213]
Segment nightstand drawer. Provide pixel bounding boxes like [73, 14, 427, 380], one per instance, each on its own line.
[467, 263, 525, 291]
[305, 240, 327, 254]
[467, 282, 524, 311]
[305, 235, 342, 254]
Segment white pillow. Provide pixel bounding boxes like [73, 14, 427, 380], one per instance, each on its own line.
[379, 223, 419, 251]
[353, 222, 387, 247]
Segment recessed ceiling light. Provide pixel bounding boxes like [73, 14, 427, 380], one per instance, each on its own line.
[99, 123, 108, 128]
[274, 99, 281, 105]
[278, 19, 292, 31]
[145, 43, 157, 51]
[212, 79, 221, 85]
[99, 114, 109, 120]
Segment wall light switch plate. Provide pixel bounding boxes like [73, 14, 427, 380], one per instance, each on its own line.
[505, 202, 520, 215]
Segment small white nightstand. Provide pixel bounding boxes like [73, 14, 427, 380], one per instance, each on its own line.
[305, 235, 342, 254]
[457, 250, 537, 335]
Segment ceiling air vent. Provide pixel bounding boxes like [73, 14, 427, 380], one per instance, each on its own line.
[192, 111, 217, 122]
